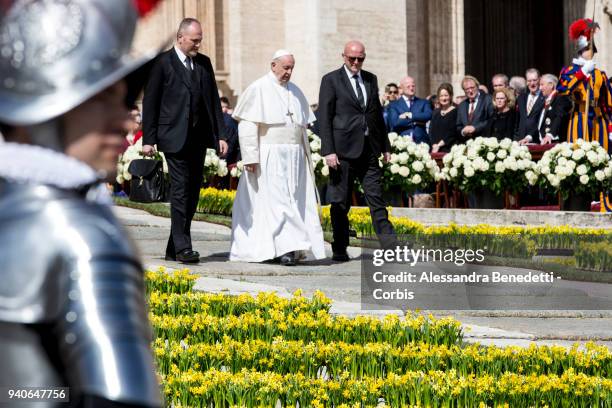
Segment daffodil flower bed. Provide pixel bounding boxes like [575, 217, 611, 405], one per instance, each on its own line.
[161, 367, 611, 408]
[149, 311, 462, 348]
[154, 338, 611, 379]
[146, 268, 612, 407]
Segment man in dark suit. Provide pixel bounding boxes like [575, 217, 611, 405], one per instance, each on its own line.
[388, 75, 432, 144]
[317, 40, 397, 262]
[537, 74, 572, 144]
[143, 18, 227, 263]
[515, 68, 545, 144]
[456, 75, 494, 139]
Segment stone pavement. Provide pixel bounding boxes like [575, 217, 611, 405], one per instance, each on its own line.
[115, 205, 612, 349]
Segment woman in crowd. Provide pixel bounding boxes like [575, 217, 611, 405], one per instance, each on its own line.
[430, 83, 458, 153]
[483, 87, 517, 140]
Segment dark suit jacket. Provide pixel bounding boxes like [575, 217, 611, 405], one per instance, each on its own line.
[142, 49, 225, 153]
[387, 96, 432, 144]
[318, 66, 390, 159]
[456, 92, 494, 138]
[538, 94, 572, 143]
[515, 92, 545, 140]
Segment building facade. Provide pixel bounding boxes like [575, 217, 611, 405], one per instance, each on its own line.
[134, 0, 612, 105]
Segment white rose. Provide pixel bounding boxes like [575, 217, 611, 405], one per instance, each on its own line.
[486, 152, 496, 162]
[484, 138, 498, 148]
[411, 174, 422, 184]
[595, 170, 605, 181]
[425, 160, 434, 169]
[598, 152, 608, 163]
[412, 161, 424, 172]
[503, 157, 517, 171]
[398, 152, 409, 164]
[311, 153, 321, 163]
[572, 149, 585, 161]
[604, 166, 612, 177]
[499, 139, 511, 149]
[525, 170, 536, 185]
[566, 160, 576, 169]
[561, 148, 572, 158]
[443, 154, 453, 164]
[585, 150, 598, 164]
[399, 166, 410, 177]
[449, 167, 458, 178]
[204, 156, 212, 166]
[464, 166, 475, 177]
[321, 165, 329, 176]
[582, 141, 592, 150]
[212, 156, 219, 166]
[576, 164, 588, 175]
[230, 167, 239, 177]
[548, 174, 560, 187]
[390, 164, 400, 174]
[579, 174, 589, 184]
[497, 149, 508, 159]
[495, 162, 505, 173]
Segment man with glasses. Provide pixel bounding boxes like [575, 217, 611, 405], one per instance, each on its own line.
[456, 75, 494, 139]
[515, 68, 545, 144]
[317, 40, 397, 262]
[382, 82, 399, 130]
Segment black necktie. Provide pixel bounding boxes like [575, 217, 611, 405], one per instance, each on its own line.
[352, 74, 365, 110]
[186, 57, 196, 82]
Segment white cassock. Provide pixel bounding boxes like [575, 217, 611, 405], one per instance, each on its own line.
[229, 72, 325, 262]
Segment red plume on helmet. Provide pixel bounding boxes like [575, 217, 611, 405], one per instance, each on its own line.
[569, 18, 598, 41]
[133, 0, 162, 17]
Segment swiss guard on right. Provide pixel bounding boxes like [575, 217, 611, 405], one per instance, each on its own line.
[557, 17, 612, 212]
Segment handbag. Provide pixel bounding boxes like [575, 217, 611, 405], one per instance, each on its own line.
[127, 158, 167, 203]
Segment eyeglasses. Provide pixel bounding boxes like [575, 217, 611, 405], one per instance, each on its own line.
[344, 55, 365, 62]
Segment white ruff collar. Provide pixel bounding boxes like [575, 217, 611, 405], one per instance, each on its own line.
[0, 142, 112, 204]
[572, 57, 587, 66]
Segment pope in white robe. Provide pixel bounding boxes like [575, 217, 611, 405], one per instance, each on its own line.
[229, 50, 326, 264]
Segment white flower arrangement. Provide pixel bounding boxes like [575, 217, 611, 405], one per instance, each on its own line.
[440, 137, 534, 195]
[204, 148, 228, 179]
[383, 132, 440, 193]
[307, 129, 329, 186]
[531, 140, 612, 199]
[229, 161, 244, 178]
[116, 138, 168, 184]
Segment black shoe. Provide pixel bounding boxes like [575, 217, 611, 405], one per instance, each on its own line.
[332, 252, 350, 262]
[176, 249, 200, 263]
[279, 252, 296, 266]
[164, 254, 176, 261]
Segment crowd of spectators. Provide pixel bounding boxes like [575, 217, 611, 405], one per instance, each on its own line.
[374, 68, 573, 154]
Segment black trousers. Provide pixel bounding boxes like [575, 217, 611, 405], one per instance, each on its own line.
[327, 142, 396, 253]
[164, 133, 206, 257]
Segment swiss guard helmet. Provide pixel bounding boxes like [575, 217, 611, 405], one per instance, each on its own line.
[568, 18, 599, 55]
[0, 0, 162, 127]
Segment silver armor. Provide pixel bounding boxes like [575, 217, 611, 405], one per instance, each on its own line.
[0, 180, 161, 407]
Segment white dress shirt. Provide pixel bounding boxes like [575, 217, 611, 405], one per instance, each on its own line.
[343, 65, 367, 106]
[174, 46, 193, 70]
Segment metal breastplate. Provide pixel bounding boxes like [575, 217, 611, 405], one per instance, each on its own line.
[0, 180, 161, 407]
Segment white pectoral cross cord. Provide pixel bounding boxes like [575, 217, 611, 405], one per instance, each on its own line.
[274, 80, 295, 124]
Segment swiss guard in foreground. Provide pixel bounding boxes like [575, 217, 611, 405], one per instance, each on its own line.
[0, 0, 163, 407]
[557, 17, 612, 211]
